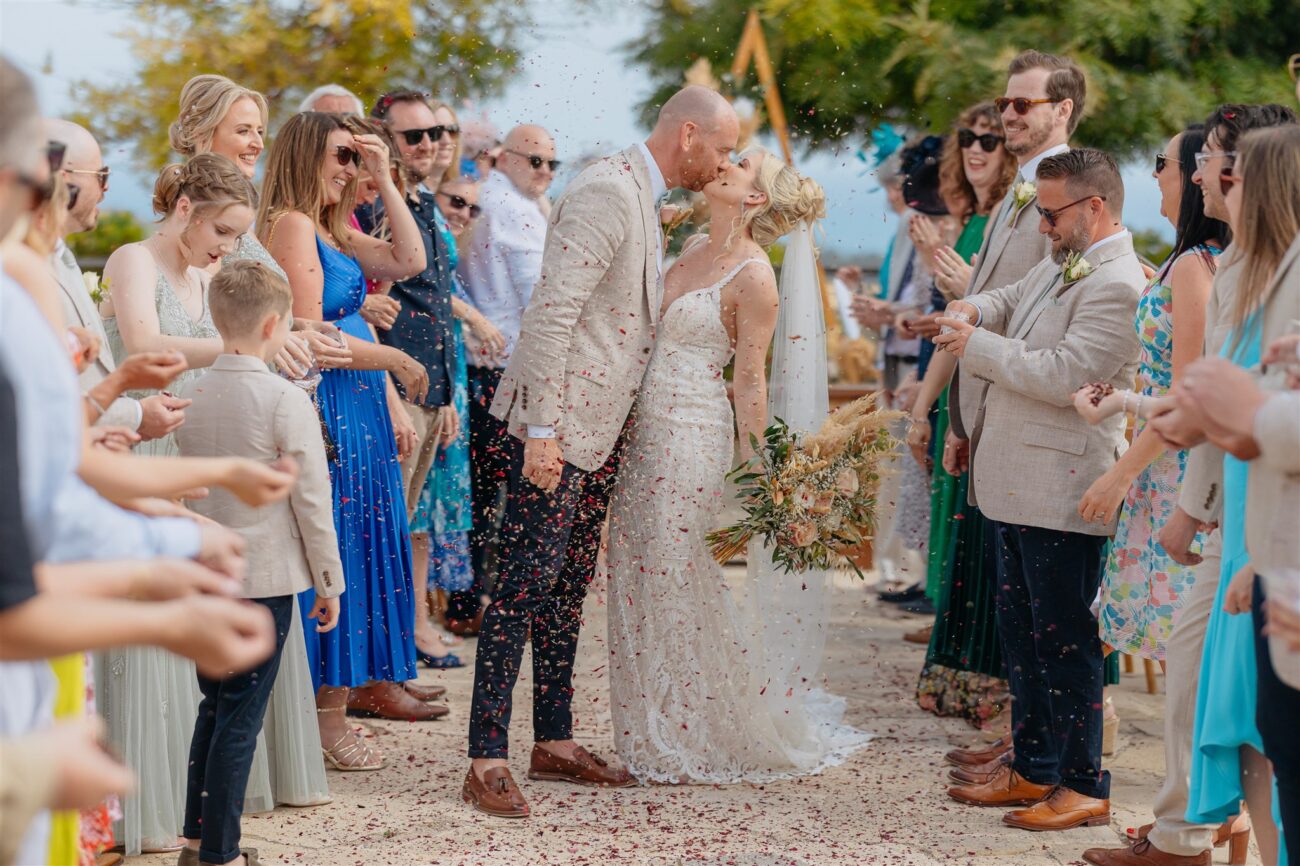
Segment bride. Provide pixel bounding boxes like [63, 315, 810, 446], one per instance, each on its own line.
[606, 148, 872, 784]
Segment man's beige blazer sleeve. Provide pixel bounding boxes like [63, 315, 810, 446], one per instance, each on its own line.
[273, 389, 344, 599]
[0, 733, 59, 866]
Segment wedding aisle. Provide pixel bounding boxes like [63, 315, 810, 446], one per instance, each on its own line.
[133, 569, 1242, 866]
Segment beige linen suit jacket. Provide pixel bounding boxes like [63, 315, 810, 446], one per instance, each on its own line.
[490, 146, 661, 472]
[964, 233, 1143, 536]
[50, 241, 141, 430]
[176, 355, 343, 600]
[950, 182, 1054, 438]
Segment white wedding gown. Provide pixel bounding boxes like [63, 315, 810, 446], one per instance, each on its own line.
[606, 258, 872, 784]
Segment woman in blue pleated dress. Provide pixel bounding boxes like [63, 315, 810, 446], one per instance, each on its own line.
[258, 111, 430, 770]
[1186, 129, 1288, 866]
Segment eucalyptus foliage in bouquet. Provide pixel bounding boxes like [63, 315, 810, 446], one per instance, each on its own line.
[707, 396, 900, 577]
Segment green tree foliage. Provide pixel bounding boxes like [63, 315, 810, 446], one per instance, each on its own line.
[631, 0, 1298, 156]
[67, 210, 148, 261]
[73, 0, 522, 169]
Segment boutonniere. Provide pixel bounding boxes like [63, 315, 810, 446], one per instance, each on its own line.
[1061, 251, 1094, 284]
[659, 204, 695, 247]
[82, 271, 106, 306]
[1007, 181, 1037, 226]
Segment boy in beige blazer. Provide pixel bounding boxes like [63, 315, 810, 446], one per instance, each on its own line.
[175, 260, 342, 866]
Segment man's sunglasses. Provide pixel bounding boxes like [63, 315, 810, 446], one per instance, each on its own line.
[1194, 150, 1236, 172]
[397, 125, 459, 146]
[1035, 195, 1105, 229]
[437, 191, 481, 218]
[994, 97, 1062, 116]
[333, 146, 360, 167]
[64, 165, 111, 191]
[506, 149, 560, 172]
[21, 141, 68, 207]
[957, 128, 1005, 153]
[1154, 153, 1181, 174]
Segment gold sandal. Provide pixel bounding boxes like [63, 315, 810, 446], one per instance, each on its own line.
[318, 707, 386, 771]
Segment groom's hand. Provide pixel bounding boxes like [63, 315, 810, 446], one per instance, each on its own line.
[524, 437, 565, 493]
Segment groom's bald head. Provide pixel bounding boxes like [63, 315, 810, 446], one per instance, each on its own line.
[647, 85, 739, 192]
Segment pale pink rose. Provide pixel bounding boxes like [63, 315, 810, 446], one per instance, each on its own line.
[789, 522, 819, 547]
[836, 468, 860, 495]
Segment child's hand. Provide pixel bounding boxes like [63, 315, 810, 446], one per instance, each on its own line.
[309, 593, 341, 633]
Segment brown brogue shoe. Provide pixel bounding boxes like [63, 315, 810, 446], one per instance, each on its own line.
[403, 682, 447, 702]
[1002, 786, 1110, 831]
[462, 766, 529, 818]
[947, 763, 1053, 807]
[944, 736, 1011, 768]
[528, 745, 635, 787]
[347, 682, 449, 721]
[1082, 839, 1210, 866]
[948, 750, 1012, 785]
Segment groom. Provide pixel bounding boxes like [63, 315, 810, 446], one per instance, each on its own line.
[463, 85, 739, 818]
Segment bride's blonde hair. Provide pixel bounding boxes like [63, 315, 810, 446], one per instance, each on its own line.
[731, 147, 826, 247]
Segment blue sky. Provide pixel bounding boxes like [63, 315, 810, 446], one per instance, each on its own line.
[0, 0, 1173, 258]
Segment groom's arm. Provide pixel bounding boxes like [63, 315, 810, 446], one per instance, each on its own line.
[509, 177, 631, 429]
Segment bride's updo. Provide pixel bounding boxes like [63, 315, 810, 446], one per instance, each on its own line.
[739, 148, 827, 247]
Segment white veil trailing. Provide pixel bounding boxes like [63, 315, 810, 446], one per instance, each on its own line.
[739, 219, 872, 767]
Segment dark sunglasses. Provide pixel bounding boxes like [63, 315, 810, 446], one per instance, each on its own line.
[1219, 171, 1240, 197]
[994, 96, 1062, 116]
[47, 141, 66, 172]
[957, 128, 1004, 153]
[333, 146, 360, 167]
[1154, 153, 1182, 174]
[505, 149, 560, 172]
[437, 191, 481, 218]
[64, 165, 111, 191]
[397, 125, 459, 146]
[19, 142, 65, 208]
[1035, 194, 1105, 229]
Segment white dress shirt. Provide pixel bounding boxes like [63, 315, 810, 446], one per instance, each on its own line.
[461, 171, 549, 369]
[0, 261, 200, 563]
[1020, 143, 1071, 184]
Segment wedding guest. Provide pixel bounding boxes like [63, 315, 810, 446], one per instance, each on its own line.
[1089, 103, 1298, 866]
[259, 110, 434, 762]
[457, 124, 558, 635]
[176, 260, 344, 866]
[459, 114, 502, 181]
[905, 102, 1016, 728]
[936, 148, 1142, 831]
[298, 83, 365, 116]
[367, 89, 464, 669]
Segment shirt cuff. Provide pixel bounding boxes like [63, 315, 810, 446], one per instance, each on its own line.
[527, 425, 556, 439]
[126, 397, 143, 431]
[146, 517, 203, 559]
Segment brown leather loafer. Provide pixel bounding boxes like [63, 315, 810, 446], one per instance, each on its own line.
[948, 750, 1012, 784]
[1083, 839, 1210, 866]
[528, 745, 635, 787]
[947, 763, 1053, 807]
[347, 683, 449, 721]
[1002, 786, 1109, 831]
[945, 736, 1011, 767]
[404, 682, 447, 702]
[462, 766, 529, 818]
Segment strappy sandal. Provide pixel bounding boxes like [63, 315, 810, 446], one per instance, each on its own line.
[318, 707, 386, 771]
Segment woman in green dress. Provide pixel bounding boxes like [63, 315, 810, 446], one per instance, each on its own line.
[902, 103, 1016, 728]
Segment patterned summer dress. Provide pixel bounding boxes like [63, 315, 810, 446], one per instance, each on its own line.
[1098, 244, 1220, 659]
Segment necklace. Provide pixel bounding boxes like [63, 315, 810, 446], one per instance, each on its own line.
[146, 236, 200, 308]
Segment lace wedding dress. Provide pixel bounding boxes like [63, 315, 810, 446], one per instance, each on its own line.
[606, 257, 872, 784]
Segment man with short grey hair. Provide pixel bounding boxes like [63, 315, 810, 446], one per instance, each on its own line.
[298, 83, 364, 115]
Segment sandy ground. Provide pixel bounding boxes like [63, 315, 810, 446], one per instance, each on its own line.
[135, 569, 1261, 866]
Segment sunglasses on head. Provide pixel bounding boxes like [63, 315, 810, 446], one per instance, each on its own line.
[505, 149, 560, 172]
[437, 191, 481, 218]
[1035, 194, 1105, 229]
[994, 96, 1062, 116]
[957, 128, 1005, 152]
[1154, 153, 1182, 174]
[397, 125, 459, 146]
[333, 145, 360, 167]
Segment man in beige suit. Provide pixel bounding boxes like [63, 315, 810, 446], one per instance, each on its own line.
[44, 120, 188, 439]
[936, 149, 1142, 831]
[464, 86, 739, 818]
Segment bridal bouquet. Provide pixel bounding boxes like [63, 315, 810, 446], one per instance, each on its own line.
[707, 396, 900, 576]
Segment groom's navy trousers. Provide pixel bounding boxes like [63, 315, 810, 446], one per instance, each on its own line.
[468, 431, 625, 758]
[991, 520, 1111, 800]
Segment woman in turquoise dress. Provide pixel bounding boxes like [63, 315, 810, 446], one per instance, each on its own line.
[259, 111, 430, 770]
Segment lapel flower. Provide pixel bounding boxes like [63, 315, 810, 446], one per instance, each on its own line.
[1007, 181, 1037, 226]
[82, 271, 106, 306]
[1062, 251, 1094, 284]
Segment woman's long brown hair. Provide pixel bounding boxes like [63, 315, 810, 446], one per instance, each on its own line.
[938, 102, 1016, 219]
[1231, 125, 1300, 333]
[257, 111, 357, 255]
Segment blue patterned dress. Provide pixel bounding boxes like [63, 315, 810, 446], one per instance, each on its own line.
[1099, 245, 1220, 659]
[299, 236, 417, 688]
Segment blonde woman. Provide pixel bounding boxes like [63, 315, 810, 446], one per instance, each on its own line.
[605, 149, 871, 783]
